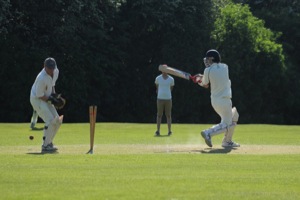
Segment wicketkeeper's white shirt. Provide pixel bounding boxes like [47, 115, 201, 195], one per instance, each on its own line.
[30, 68, 55, 98]
[202, 63, 232, 99]
[155, 75, 174, 100]
[52, 68, 59, 86]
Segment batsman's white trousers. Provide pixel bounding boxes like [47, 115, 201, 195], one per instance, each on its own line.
[202, 97, 233, 137]
[211, 97, 233, 127]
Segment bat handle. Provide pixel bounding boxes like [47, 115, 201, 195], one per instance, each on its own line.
[190, 75, 196, 83]
[190, 75, 202, 83]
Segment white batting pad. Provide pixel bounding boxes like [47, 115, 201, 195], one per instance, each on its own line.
[223, 107, 239, 142]
[202, 123, 228, 137]
[232, 107, 239, 122]
[202, 107, 240, 143]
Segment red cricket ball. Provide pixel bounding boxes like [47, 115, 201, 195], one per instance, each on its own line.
[29, 135, 34, 140]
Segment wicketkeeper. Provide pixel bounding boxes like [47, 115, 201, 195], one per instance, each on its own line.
[191, 49, 240, 148]
[30, 58, 65, 153]
[30, 66, 59, 130]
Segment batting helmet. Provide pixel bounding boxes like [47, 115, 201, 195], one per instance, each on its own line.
[205, 49, 221, 63]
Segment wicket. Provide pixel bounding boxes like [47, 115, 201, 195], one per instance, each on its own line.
[87, 105, 97, 154]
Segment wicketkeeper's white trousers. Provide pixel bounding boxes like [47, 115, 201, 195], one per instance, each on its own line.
[30, 97, 60, 146]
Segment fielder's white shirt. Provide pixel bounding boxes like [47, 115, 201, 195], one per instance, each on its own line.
[30, 68, 58, 98]
[202, 63, 232, 99]
[155, 74, 174, 100]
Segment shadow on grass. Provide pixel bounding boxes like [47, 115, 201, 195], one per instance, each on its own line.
[154, 135, 170, 138]
[30, 127, 44, 131]
[26, 152, 59, 155]
[196, 147, 237, 154]
[155, 147, 236, 154]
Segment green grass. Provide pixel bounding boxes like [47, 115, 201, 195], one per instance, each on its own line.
[0, 123, 300, 200]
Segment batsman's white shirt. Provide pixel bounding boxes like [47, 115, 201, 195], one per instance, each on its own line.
[155, 75, 174, 100]
[202, 63, 232, 126]
[202, 63, 231, 99]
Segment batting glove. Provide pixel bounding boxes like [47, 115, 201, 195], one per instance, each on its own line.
[190, 75, 202, 84]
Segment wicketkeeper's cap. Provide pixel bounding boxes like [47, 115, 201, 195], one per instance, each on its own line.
[44, 57, 57, 69]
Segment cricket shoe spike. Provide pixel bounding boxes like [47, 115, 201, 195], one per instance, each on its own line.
[222, 141, 240, 148]
[201, 131, 212, 147]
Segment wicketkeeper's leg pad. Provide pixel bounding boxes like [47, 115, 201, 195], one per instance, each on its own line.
[43, 115, 63, 146]
[30, 110, 38, 128]
[43, 125, 53, 146]
[51, 115, 63, 141]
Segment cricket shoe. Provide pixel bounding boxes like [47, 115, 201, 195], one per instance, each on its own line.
[222, 141, 240, 148]
[30, 123, 35, 129]
[155, 131, 160, 136]
[41, 144, 58, 153]
[201, 131, 212, 147]
[48, 142, 58, 150]
[168, 131, 172, 136]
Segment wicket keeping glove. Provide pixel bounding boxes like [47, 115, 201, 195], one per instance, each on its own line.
[48, 93, 66, 109]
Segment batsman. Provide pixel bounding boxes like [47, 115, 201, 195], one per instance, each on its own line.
[30, 58, 66, 153]
[191, 50, 240, 148]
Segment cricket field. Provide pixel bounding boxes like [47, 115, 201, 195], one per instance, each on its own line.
[0, 123, 299, 200]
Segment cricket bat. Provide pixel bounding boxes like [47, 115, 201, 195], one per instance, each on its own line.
[158, 64, 191, 80]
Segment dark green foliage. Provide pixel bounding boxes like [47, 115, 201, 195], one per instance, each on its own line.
[115, 0, 216, 122]
[237, 0, 300, 124]
[0, 0, 10, 35]
[211, 3, 286, 123]
[0, 0, 123, 122]
[0, 0, 298, 124]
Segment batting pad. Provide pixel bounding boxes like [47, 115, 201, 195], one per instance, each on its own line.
[203, 123, 228, 137]
[232, 107, 239, 122]
[203, 107, 240, 137]
[223, 107, 239, 142]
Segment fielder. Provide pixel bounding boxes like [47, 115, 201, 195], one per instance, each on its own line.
[30, 58, 65, 153]
[30, 67, 59, 130]
[155, 70, 175, 136]
[191, 49, 240, 148]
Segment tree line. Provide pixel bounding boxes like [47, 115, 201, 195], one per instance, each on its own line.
[0, 0, 299, 124]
